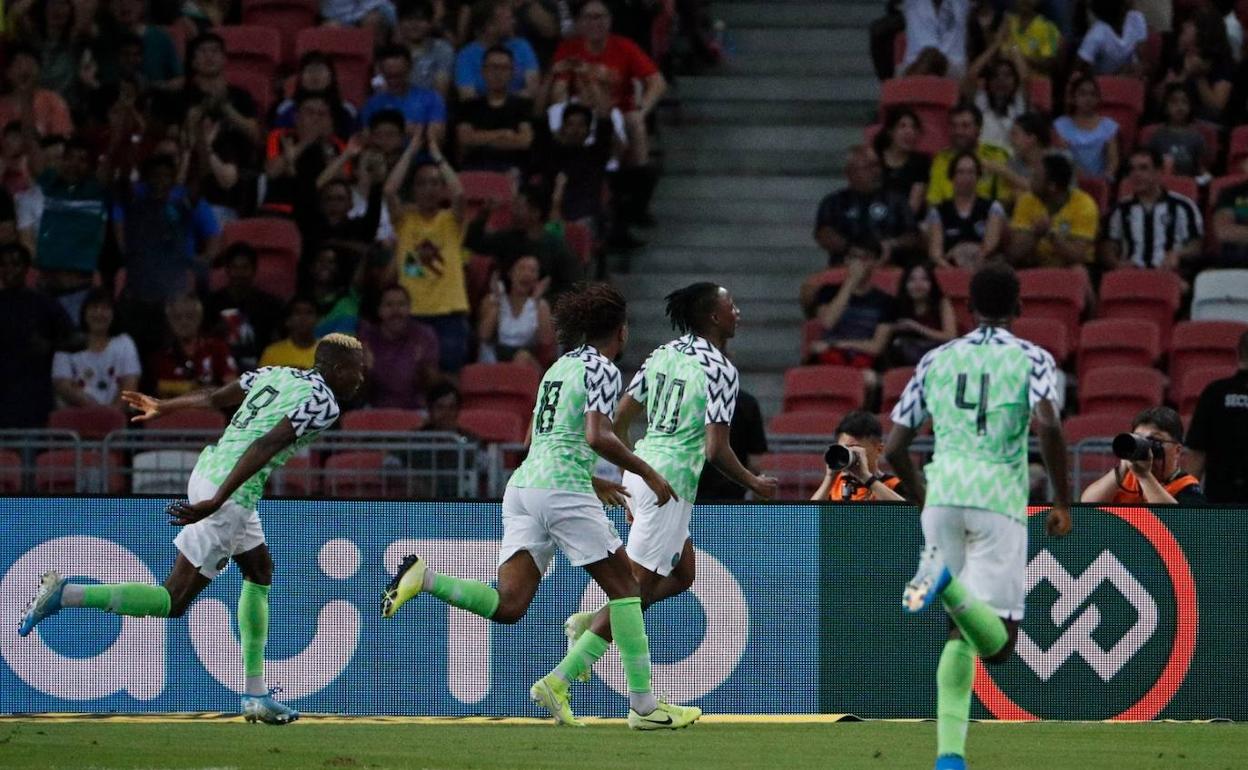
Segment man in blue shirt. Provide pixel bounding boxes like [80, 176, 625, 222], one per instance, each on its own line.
[362, 45, 447, 145]
[454, 0, 539, 100]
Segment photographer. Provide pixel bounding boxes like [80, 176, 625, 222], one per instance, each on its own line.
[811, 411, 906, 502]
[1080, 407, 1206, 505]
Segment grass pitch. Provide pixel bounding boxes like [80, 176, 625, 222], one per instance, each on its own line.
[0, 718, 1243, 770]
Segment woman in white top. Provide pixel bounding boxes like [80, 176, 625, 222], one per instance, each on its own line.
[1077, 0, 1149, 76]
[51, 289, 141, 408]
[476, 255, 555, 369]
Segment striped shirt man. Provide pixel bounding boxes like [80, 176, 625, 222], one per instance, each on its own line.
[1106, 188, 1203, 269]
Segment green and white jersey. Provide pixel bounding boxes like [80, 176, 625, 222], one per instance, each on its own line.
[628, 334, 739, 501]
[508, 345, 622, 494]
[193, 367, 341, 509]
[890, 326, 1058, 522]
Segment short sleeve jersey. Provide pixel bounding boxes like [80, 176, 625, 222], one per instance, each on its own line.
[508, 345, 622, 494]
[193, 367, 341, 509]
[1011, 189, 1099, 266]
[628, 335, 739, 501]
[890, 326, 1058, 521]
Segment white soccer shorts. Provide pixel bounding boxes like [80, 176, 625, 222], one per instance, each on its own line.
[622, 471, 695, 577]
[499, 486, 623, 575]
[173, 470, 267, 579]
[921, 505, 1028, 621]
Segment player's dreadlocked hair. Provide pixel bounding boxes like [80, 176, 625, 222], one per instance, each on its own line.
[664, 282, 721, 334]
[314, 332, 363, 368]
[553, 282, 629, 348]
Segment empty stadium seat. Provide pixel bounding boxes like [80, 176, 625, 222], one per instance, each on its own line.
[1191, 270, 1248, 324]
[1176, 365, 1234, 415]
[295, 26, 374, 107]
[225, 69, 276, 120]
[881, 367, 916, 415]
[1063, 413, 1125, 443]
[460, 363, 540, 420]
[145, 408, 227, 431]
[1018, 268, 1087, 349]
[1095, 76, 1145, 150]
[458, 408, 527, 444]
[1012, 317, 1071, 366]
[879, 76, 958, 154]
[782, 366, 866, 414]
[35, 451, 124, 493]
[1097, 269, 1182, 348]
[871, 266, 903, 296]
[47, 406, 127, 440]
[935, 266, 972, 332]
[217, 218, 301, 301]
[218, 25, 282, 84]
[324, 452, 394, 497]
[341, 408, 425, 432]
[1076, 319, 1161, 380]
[273, 453, 320, 495]
[1169, 321, 1248, 400]
[0, 449, 21, 493]
[766, 411, 842, 437]
[757, 452, 825, 500]
[1076, 175, 1109, 212]
[1078, 366, 1165, 416]
[240, 0, 317, 66]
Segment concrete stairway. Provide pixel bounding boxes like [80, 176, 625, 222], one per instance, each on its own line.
[618, 0, 881, 416]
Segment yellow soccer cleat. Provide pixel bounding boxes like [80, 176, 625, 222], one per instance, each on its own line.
[382, 554, 426, 618]
[529, 676, 584, 727]
[627, 699, 702, 731]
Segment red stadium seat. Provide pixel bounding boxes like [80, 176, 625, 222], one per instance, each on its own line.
[145, 408, 227, 431]
[240, 0, 317, 66]
[0, 449, 21, 493]
[34, 451, 124, 493]
[1018, 268, 1087, 349]
[225, 69, 276, 120]
[799, 318, 823, 363]
[1176, 365, 1235, 415]
[164, 23, 189, 63]
[757, 452, 825, 500]
[1095, 76, 1145, 150]
[295, 26, 373, 107]
[1012, 317, 1071, 366]
[766, 411, 842, 437]
[782, 366, 865, 414]
[1028, 77, 1052, 115]
[881, 367, 916, 415]
[341, 408, 425, 432]
[273, 453, 320, 495]
[1229, 125, 1248, 172]
[460, 363, 540, 420]
[458, 408, 527, 444]
[892, 31, 906, 68]
[1097, 269, 1182, 349]
[1063, 413, 1125, 443]
[1168, 321, 1248, 400]
[1076, 175, 1109, 212]
[1079, 366, 1165, 416]
[563, 220, 594, 265]
[324, 452, 394, 497]
[218, 25, 282, 84]
[47, 406, 127, 440]
[1117, 174, 1199, 203]
[935, 266, 972, 333]
[218, 218, 301, 301]
[871, 266, 903, 296]
[879, 76, 958, 155]
[460, 171, 513, 205]
[1076, 319, 1161, 380]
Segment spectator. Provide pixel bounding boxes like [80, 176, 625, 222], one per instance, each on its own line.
[899, 0, 970, 77]
[272, 52, 359, 141]
[259, 297, 320, 369]
[1000, 0, 1061, 74]
[423, 381, 461, 432]
[808, 240, 896, 378]
[455, 46, 534, 173]
[925, 151, 1006, 268]
[873, 106, 931, 215]
[1104, 149, 1203, 271]
[454, 0, 540, 100]
[0, 121, 32, 196]
[305, 244, 364, 337]
[512, 0, 560, 65]
[365, 108, 408, 171]
[98, 0, 183, 93]
[1081, 407, 1206, 504]
[926, 103, 1010, 207]
[0, 241, 73, 428]
[203, 242, 284, 371]
[813, 145, 918, 269]
[52, 288, 141, 408]
[988, 109, 1050, 199]
[147, 292, 238, 398]
[1154, 9, 1234, 124]
[1222, 0, 1244, 65]
[0, 44, 73, 138]
[1186, 331, 1248, 503]
[1147, 84, 1207, 178]
[888, 261, 957, 366]
[477, 255, 553, 367]
[263, 93, 346, 216]
[1008, 152, 1098, 269]
[810, 410, 905, 501]
[320, 0, 395, 40]
[383, 134, 471, 372]
[358, 283, 441, 409]
[395, 0, 454, 97]
[696, 388, 768, 502]
[463, 185, 582, 301]
[361, 45, 447, 142]
[963, 52, 1029, 151]
[966, 0, 1005, 65]
[303, 136, 386, 265]
[1076, 0, 1147, 76]
[179, 32, 260, 146]
[11, 0, 85, 94]
[1211, 175, 1248, 266]
[534, 101, 615, 228]
[1054, 75, 1120, 180]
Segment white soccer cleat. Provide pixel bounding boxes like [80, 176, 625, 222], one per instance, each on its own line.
[562, 610, 597, 682]
[903, 545, 951, 614]
[18, 570, 66, 637]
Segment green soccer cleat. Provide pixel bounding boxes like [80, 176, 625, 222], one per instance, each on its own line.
[627, 699, 702, 731]
[562, 610, 597, 682]
[382, 554, 426, 618]
[529, 676, 584, 727]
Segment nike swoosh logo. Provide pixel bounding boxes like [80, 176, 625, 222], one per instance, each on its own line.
[639, 714, 673, 725]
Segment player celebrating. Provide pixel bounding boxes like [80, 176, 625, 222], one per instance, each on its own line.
[381, 283, 702, 731]
[18, 334, 365, 726]
[884, 264, 1071, 770]
[560, 282, 777, 683]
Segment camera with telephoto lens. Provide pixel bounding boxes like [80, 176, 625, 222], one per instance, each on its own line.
[824, 445, 853, 471]
[1112, 433, 1165, 462]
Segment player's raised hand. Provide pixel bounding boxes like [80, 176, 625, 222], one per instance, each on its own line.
[642, 469, 678, 507]
[751, 474, 779, 501]
[1046, 504, 1072, 538]
[166, 499, 221, 526]
[121, 391, 163, 422]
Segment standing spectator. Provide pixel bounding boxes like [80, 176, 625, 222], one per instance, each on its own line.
[52, 288, 142, 408]
[1154, 9, 1234, 124]
[263, 93, 345, 216]
[926, 103, 1010, 206]
[697, 387, 768, 502]
[395, 0, 454, 98]
[889, 261, 957, 366]
[384, 134, 471, 372]
[99, 0, 183, 93]
[476, 255, 554, 368]
[146, 292, 238, 398]
[0, 241, 73, 428]
[808, 240, 896, 377]
[899, 0, 970, 77]
[259, 297, 320, 369]
[1075, 0, 1148, 76]
[358, 283, 442, 409]
[361, 45, 447, 142]
[813, 145, 918, 269]
[963, 52, 1029, 151]
[464, 185, 582, 300]
[178, 32, 260, 146]
[874, 107, 931, 215]
[203, 242, 284, 371]
[925, 151, 1006, 268]
[1054, 75, 1120, 180]
[1147, 84, 1207, 178]
[534, 101, 615, 229]
[303, 136, 386, 265]
[1081, 407, 1206, 504]
[1008, 152, 1098, 269]
[454, 0, 540, 100]
[320, 0, 396, 40]
[811, 411, 906, 502]
[272, 52, 359, 140]
[1186, 331, 1248, 503]
[454, 46, 534, 172]
[0, 44, 73, 138]
[1000, 0, 1061, 74]
[1103, 149, 1203, 271]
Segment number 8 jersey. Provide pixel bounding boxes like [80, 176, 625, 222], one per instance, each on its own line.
[509, 345, 623, 494]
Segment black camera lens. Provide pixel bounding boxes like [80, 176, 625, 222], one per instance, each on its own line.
[1111, 433, 1164, 461]
[825, 444, 852, 470]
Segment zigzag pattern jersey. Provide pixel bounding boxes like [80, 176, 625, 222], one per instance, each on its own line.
[891, 326, 1058, 521]
[193, 367, 341, 509]
[628, 334, 739, 501]
[509, 345, 622, 494]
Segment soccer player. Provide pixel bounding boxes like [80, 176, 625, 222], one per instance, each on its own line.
[559, 282, 777, 683]
[18, 334, 366, 725]
[885, 263, 1072, 770]
[381, 283, 702, 730]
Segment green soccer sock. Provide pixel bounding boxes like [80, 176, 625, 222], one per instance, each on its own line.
[942, 577, 1008, 657]
[79, 583, 171, 618]
[936, 638, 975, 758]
[238, 581, 270, 696]
[550, 630, 609, 688]
[608, 597, 657, 713]
[427, 572, 501, 620]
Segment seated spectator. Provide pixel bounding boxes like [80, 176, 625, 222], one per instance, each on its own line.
[464, 185, 582, 302]
[1000, 0, 1061, 74]
[358, 284, 441, 410]
[454, 46, 534, 173]
[364, 108, 408, 172]
[423, 381, 461, 433]
[963, 52, 1029, 151]
[148, 292, 238, 398]
[454, 0, 539, 100]
[899, 0, 970, 77]
[362, 45, 447, 142]
[1054, 75, 1120, 180]
[697, 388, 768, 502]
[926, 103, 1010, 207]
[272, 52, 359, 141]
[1009, 152, 1098, 270]
[204, 243, 284, 371]
[1081, 406, 1206, 504]
[534, 101, 615, 229]
[263, 93, 346, 216]
[925, 151, 1006, 268]
[259, 297, 320, 369]
[1154, 9, 1234, 124]
[477, 255, 554, 368]
[303, 138, 385, 264]
[414, 380, 467, 497]
[305, 245, 364, 337]
[178, 32, 260, 146]
[0, 44, 72, 138]
[873, 107, 931, 214]
[395, 0, 454, 98]
[808, 240, 896, 377]
[1186, 331, 1248, 503]
[0, 241, 73, 428]
[1147, 84, 1207, 178]
[320, 0, 395, 40]
[98, 0, 183, 96]
[52, 289, 141, 408]
[10, 0, 86, 94]
[383, 134, 471, 372]
[813, 145, 918, 269]
[1104, 149, 1203, 271]
[1212, 176, 1248, 266]
[1076, 0, 1148, 76]
[810, 411, 905, 501]
[889, 261, 957, 366]
[987, 109, 1050, 199]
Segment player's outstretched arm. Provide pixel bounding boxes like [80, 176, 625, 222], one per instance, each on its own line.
[612, 394, 643, 449]
[706, 423, 777, 500]
[122, 382, 247, 423]
[1033, 398, 1072, 537]
[167, 419, 298, 525]
[585, 410, 676, 505]
[884, 423, 925, 506]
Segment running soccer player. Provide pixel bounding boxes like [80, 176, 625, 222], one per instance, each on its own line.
[884, 263, 1072, 770]
[560, 282, 777, 681]
[18, 334, 365, 725]
[381, 283, 702, 731]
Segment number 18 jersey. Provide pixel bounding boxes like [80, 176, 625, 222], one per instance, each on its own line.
[890, 326, 1058, 521]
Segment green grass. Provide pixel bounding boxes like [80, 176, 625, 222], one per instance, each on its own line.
[0, 721, 1245, 770]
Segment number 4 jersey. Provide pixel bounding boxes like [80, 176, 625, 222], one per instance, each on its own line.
[193, 366, 342, 509]
[629, 334, 740, 501]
